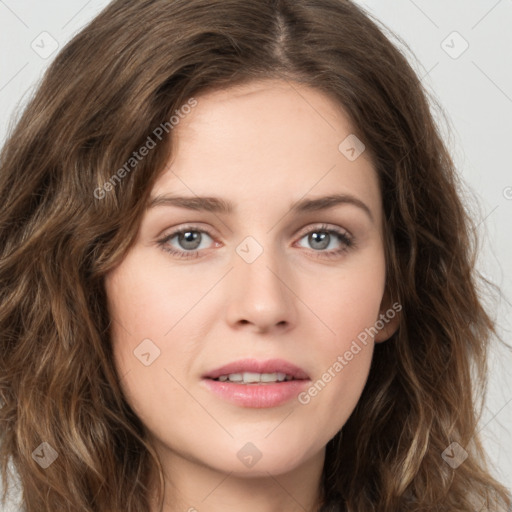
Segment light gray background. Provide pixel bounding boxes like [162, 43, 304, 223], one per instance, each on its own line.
[0, 1, 510, 509]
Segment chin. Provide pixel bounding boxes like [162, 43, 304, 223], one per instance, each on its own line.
[190, 435, 323, 477]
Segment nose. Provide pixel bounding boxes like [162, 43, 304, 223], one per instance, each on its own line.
[224, 242, 298, 334]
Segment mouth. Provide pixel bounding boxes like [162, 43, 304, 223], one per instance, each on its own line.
[212, 372, 297, 384]
[201, 358, 310, 408]
[202, 358, 309, 382]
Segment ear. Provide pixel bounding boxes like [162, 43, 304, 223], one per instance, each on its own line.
[374, 289, 401, 343]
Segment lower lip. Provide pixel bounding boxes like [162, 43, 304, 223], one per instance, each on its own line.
[202, 379, 310, 408]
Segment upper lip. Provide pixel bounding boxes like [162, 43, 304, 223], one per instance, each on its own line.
[203, 358, 310, 380]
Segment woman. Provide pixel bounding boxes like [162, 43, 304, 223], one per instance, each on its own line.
[1, 0, 510, 510]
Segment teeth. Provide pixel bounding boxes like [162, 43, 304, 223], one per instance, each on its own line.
[216, 372, 293, 383]
[243, 372, 261, 383]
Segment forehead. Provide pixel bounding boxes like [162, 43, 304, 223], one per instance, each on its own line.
[151, 79, 381, 220]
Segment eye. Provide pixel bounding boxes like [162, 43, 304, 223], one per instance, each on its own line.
[157, 223, 354, 260]
[295, 223, 354, 259]
[157, 225, 216, 259]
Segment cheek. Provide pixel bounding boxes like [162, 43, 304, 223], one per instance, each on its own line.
[104, 260, 177, 338]
[103, 255, 204, 426]
[297, 307, 376, 445]
[297, 251, 385, 425]
[105, 248, 226, 344]
[306, 246, 386, 348]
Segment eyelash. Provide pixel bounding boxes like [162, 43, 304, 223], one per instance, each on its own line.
[157, 223, 354, 261]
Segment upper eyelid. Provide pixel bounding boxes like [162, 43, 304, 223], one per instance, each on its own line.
[296, 223, 351, 238]
[159, 223, 352, 248]
[160, 222, 351, 239]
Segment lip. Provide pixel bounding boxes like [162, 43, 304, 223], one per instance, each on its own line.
[201, 358, 310, 408]
[202, 358, 310, 380]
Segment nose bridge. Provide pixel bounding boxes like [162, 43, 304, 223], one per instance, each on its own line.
[225, 232, 296, 330]
[235, 232, 288, 297]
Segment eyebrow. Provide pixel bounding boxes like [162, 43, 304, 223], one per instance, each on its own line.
[147, 193, 373, 221]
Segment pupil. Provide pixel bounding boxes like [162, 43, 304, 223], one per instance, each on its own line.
[311, 232, 329, 250]
[180, 231, 201, 250]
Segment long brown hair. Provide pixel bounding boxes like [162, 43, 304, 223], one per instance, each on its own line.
[1, 0, 510, 510]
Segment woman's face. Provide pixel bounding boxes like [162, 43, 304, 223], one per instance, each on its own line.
[105, 79, 398, 478]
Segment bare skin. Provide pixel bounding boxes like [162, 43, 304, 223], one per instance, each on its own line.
[104, 79, 399, 512]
